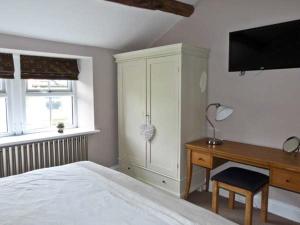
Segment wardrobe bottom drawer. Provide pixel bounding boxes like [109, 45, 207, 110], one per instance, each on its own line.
[120, 162, 180, 196]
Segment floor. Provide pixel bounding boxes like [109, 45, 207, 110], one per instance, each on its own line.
[187, 191, 299, 225]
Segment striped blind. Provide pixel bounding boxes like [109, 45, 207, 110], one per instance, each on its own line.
[0, 53, 14, 79]
[21, 55, 79, 80]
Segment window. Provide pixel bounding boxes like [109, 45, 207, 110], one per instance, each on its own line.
[0, 53, 79, 137]
[0, 79, 8, 134]
[1, 78, 76, 136]
[24, 80, 76, 132]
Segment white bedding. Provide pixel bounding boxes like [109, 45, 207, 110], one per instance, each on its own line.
[0, 161, 236, 225]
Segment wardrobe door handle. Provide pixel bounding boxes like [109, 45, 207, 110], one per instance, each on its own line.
[146, 114, 150, 122]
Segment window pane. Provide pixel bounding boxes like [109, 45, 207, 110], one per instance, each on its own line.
[25, 96, 50, 130]
[25, 96, 73, 131]
[27, 80, 71, 92]
[49, 80, 70, 91]
[27, 80, 49, 91]
[0, 79, 5, 92]
[0, 97, 7, 133]
[51, 96, 73, 127]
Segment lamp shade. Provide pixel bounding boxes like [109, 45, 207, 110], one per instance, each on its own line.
[216, 105, 233, 121]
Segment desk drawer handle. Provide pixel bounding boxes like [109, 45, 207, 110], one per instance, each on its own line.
[286, 179, 290, 183]
[162, 180, 166, 184]
[198, 157, 204, 161]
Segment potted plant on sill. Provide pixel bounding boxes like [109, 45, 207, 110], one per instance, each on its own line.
[57, 122, 65, 133]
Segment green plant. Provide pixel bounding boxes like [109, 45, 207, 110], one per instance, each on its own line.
[56, 122, 65, 129]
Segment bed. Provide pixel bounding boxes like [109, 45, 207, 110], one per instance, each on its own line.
[0, 161, 236, 225]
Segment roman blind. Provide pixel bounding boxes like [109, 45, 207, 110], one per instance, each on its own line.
[0, 53, 14, 79]
[20, 55, 79, 80]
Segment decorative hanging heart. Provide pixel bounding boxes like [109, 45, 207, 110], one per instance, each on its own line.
[140, 123, 156, 142]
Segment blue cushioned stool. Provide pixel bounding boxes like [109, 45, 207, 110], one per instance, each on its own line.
[211, 167, 269, 225]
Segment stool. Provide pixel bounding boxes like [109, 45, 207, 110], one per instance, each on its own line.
[211, 167, 269, 225]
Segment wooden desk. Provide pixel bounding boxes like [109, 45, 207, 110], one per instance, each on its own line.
[184, 138, 300, 199]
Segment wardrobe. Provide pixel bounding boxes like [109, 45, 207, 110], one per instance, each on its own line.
[115, 43, 209, 197]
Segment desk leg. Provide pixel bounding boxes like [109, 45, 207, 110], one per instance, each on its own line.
[212, 181, 219, 213]
[205, 168, 211, 192]
[184, 149, 192, 199]
[261, 184, 269, 223]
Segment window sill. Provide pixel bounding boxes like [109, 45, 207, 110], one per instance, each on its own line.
[0, 128, 100, 147]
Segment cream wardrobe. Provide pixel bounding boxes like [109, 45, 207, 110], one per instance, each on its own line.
[115, 44, 209, 197]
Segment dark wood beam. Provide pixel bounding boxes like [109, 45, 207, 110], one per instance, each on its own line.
[105, 0, 194, 17]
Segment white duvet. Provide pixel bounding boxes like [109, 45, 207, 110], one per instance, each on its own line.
[0, 161, 236, 225]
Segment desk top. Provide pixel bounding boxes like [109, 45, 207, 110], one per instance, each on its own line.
[186, 138, 300, 173]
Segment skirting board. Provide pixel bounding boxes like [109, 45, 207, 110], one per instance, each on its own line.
[110, 164, 120, 171]
[202, 183, 300, 223]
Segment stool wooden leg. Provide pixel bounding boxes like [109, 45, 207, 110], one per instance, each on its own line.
[261, 184, 269, 223]
[245, 192, 253, 225]
[212, 181, 219, 214]
[228, 191, 235, 209]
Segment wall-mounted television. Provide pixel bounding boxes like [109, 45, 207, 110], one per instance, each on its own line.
[229, 19, 300, 72]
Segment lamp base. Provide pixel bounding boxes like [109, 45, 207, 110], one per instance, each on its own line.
[207, 138, 223, 145]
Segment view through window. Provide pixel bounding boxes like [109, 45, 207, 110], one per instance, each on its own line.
[25, 80, 75, 131]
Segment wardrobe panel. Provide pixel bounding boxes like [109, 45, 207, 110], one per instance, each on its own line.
[119, 60, 146, 167]
[147, 55, 180, 178]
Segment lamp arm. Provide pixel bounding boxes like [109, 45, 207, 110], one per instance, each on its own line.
[206, 103, 220, 140]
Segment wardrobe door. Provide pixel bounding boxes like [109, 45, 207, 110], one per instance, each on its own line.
[118, 60, 146, 167]
[146, 55, 180, 178]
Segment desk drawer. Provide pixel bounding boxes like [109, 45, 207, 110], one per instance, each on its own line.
[270, 168, 300, 193]
[191, 151, 211, 168]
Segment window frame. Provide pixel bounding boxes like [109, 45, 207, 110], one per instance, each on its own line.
[0, 79, 5, 93]
[22, 80, 78, 134]
[0, 79, 9, 136]
[25, 80, 73, 93]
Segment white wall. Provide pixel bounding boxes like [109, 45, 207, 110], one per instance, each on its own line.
[76, 58, 95, 130]
[153, 0, 300, 221]
[0, 33, 118, 167]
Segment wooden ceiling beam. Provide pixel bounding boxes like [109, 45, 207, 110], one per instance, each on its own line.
[105, 0, 194, 17]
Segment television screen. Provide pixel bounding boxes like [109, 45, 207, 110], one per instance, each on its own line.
[229, 19, 300, 72]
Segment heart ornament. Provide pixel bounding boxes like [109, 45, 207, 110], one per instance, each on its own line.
[140, 123, 156, 142]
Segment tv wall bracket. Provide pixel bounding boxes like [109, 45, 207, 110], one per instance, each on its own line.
[238, 67, 265, 76]
[239, 71, 246, 76]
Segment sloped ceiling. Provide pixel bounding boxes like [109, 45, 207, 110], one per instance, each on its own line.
[0, 0, 198, 50]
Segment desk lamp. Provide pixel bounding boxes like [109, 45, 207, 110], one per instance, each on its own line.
[206, 103, 233, 145]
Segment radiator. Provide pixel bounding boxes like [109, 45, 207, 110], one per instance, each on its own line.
[0, 135, 88, 178]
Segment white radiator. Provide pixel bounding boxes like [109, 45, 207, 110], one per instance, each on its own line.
[0, 135, 88, 177]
